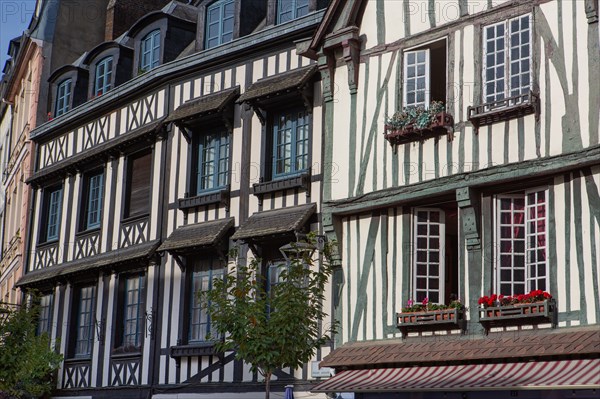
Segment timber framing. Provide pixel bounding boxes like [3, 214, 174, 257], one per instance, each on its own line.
[325, 145, 600, 215]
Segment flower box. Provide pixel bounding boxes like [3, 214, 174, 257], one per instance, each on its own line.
[479, 299, 557, 334]
[396, 307, 466, 338]
[384, 112, 454, 147]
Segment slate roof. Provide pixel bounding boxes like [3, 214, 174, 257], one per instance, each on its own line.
[237, 64, 317, 103]
[231, 203, 316, 241]
[16, 240, 160, 288]
[165, 86, 239, 125]
[158, 217, 234, 254]
[27, 119, 165, 185]
[320, 327, 600, 369]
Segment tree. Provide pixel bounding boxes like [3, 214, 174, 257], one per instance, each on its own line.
[202, 233, 337, 399]
[0, 300, 63, 398]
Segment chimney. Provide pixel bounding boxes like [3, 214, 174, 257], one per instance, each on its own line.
[105, 0, 174, 41]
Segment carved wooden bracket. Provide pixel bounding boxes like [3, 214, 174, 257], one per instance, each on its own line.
[317, 52, 336, 103]
[342, 37, 361, 94]
[456, 187, 481, 250]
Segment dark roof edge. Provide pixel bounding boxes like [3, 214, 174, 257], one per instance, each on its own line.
[29, 10, 325, 142]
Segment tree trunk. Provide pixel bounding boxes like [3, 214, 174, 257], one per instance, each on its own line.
[265, 371, 271, 399]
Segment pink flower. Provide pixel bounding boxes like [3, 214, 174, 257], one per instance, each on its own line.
[422, 297, 429, 306]
[407, 299, 414, 307]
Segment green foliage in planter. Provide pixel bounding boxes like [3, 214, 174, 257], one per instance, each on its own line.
[386, 101, 446, 130]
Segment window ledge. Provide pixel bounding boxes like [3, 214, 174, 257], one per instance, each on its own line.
[384, 112, 454, 147]
[111, 350, 142, 359]
[75, 227, 101, 238]
[396, 307, 466, 339]
[468, 91, 540, 130]
[64, 357, 92, 364]
[479, 298, 557, 334]
[170, 343, 220, 358]
[178, 186, 230, 211]
[36, 239, 59, 249]
[252, 172, 311, 197]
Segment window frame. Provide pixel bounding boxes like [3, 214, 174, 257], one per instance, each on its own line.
[121, 274, 145, 350]
[37, 293, 54, 337]
[71, 285, 95, 359]
[277, 0, 310, 24]
[80, 170, 104, 231]
[494, 187, 549, 296]
[187, 257, 224, 343]
[94, 56, 113, 97]
[55, 79, 72, 117]
[412, 208, 446, 305]
[123, 150, 152, 220]
[40, 185, 63, 244]
[192, 129, 230, 194]
[140, 29, 161, 72]
[270, 107, 311, 180]
[482, 14, 532, 104]
[205, 0, 235, 49]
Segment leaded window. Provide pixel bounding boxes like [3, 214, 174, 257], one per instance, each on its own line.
[272, 108, 309, 178]
[55, 79, 72, 116]
[45, 186, 63, 242]
[483, 14, 531, 104]
[205, 0, 234, 49]
[123, 275, 145, 348]
[496, 188, 548, 296]
[84, 172, 104, 230]
[189, 258, 223, 342]
[195, 131, 230, 193]
[37, 293, 53, 336]
[75, 286, 95, 357]
[94, 57, 113, 96]
[413, 208, 445, 304]
[277, 0, 309, 24]
[141, 30, 160, 71]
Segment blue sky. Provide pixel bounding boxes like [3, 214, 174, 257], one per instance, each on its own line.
[0, 0, 37, 69]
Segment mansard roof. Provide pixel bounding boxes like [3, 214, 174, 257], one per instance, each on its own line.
[127, 0, 197, 38]
[16, 240, 160, 289]
[232, 203, 316, 242]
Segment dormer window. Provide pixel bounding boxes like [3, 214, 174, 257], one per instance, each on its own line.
[278, 0, 309, 24]
[205, 0, 234, 49]
[94, 57, 113, 96]
[141, 29, 160, 71]
[55, 79, 72, 116]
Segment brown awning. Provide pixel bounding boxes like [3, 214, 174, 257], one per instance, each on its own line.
[157, 217, 234, 254]
[312, 358, 600, 392]
[319, 328, 600, 368]
[166, 86, 239, 125]
[237, 65, 317, 104]
[16, 240, 160, 288]
[231, 203, 316, 241]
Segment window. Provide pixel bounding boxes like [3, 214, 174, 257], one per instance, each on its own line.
[403, 39, 447, 108]
[37, 293, 54, 336]
[193, 131, 230, 193]
[121, 275, 145, 349]
[412, 206, 458, 304]
[278, 0, 309, 24]
[141, 30, 160, 71]
[483, 14, 531, 104]
[189, 258, 224, 342]
[205, 0, 234, 49]
[73, 286, 95, 357]
[94, 57, 113, 96]
[496, 188, 547, 296]
[81, 171, 104, 230]
[41, 186, 63, 243]
[124, 151, 152, 218]
[272, 108, 310, 178]
[55, 79, 72, 116]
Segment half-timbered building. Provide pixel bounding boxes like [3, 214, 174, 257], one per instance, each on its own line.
[16, 0, 333, 398]
[307, 0, 600, 398]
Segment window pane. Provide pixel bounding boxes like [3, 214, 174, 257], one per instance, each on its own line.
[122, 276, 144, 348]
[189, 258, 223, 342]
[126, 151, 152, 217]
[75, 286, 95, 356]
[413, 209, 444, 304]
[273, 108, 309, 178]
